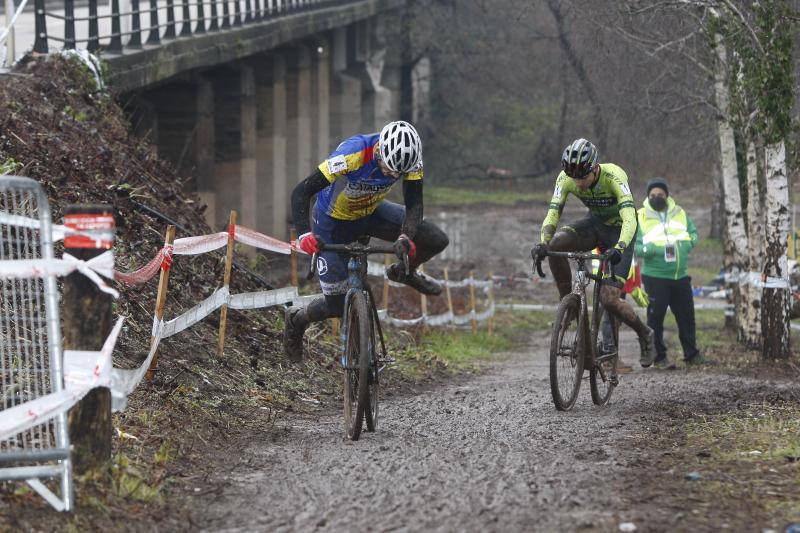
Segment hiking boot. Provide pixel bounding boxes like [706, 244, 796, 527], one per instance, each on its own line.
[386, 263, 442, 296]
[654, 356, 677, 370]
[283, 306, 307, 363]
[638, 328, 656, 368]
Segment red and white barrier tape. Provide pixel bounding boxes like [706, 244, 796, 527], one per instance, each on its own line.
[724, 271, 791, 290]
[114, 247, 171, 285]
[234, 225, 292, 255]
[0, 251, 119, 297]
[375, 303, 496, 328]
[0, 317, 125, 442]
[110, 317, 163, 411]
[114, 226, 292, 285]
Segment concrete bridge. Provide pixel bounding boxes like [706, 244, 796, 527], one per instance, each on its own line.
[2, 0, 413, 238]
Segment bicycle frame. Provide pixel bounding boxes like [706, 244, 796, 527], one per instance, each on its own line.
[540, 251, 610, 368]
[339, 252, 388, 371]
[309, 240, 397, 372]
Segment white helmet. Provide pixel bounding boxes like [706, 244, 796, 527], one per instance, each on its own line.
[379, 121, 422, 173]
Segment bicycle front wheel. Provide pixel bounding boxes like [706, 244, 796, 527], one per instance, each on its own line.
[549, 293, 584, 411]
[590, 307, 618, 406]
[343, 291, 370, 441]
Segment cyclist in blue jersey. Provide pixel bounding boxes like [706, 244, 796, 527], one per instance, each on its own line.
[284, 121, 449, 362]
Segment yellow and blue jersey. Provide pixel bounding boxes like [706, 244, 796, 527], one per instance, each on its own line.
[316, 133, 423, 221]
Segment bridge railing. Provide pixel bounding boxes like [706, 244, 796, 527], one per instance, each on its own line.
[31, 0, 350, 57]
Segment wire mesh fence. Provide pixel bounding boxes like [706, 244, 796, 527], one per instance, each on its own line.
[0, 176, 71, 512]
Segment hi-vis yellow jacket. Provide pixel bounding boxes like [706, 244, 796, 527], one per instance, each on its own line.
[634, 197, 698, 280]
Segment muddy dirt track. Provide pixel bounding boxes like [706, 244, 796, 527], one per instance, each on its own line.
[187, 331, 795, 533]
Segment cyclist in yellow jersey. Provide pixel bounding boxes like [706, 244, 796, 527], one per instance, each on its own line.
[532, 139, 657, 367]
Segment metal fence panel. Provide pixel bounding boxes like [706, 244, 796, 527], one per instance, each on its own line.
[0, 175, 72, 512]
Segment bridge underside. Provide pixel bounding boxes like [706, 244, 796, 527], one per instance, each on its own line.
[121, 0, 415, 241]
[107, 0, 403, 91]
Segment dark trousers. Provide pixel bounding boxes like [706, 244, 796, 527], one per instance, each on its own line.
[642, 275, 700, 362]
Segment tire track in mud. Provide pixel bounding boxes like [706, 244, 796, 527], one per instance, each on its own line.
[192, 331, 792, 532]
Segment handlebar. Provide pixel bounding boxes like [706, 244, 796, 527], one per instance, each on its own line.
[305, 239, 409, 280]
[533, 250, 608, 279]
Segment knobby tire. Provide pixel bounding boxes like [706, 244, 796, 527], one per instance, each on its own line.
[590, 306, 618, 406]
[549, 293, 584, 411]
[343, 291, 370, 441]
[365, 293, 379, 432]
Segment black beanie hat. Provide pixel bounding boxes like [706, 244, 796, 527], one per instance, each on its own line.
[646, 177, 669, 197]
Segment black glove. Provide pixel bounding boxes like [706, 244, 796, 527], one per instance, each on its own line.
[531, 242, 549, 261]
[393, 234, 416, 260]
[605, 247, 623, 265]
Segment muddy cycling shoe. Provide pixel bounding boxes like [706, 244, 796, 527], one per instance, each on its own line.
[386, 263, 442, 296]
[654, 356, 677, 370]
[616, 362, 634, 374]
[685, 353, 711, 366]
[283, 306, 307, 363]
[638, 328, 657, 368]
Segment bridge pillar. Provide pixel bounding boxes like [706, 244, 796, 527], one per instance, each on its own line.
[195, 76, 216, 228]
[139, 82, 198, 182]
[311, 38, 331, 162]
[284, 46, 313, 238]
[240, 65, 258, 233]
[381, 29, 403, 124]
[250, 54, 288, 239]
[209, 64, 257, 230]
[331, 27, 362, 141]
[360, 19, 394, 133]
[130, 97, 159, 149]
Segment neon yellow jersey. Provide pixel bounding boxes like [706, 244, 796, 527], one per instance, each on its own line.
[316, 133, 423, 221]
[540, 163, 637, 247]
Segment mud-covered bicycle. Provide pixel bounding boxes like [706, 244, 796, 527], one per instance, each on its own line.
[309, 237, 406, 440]
[534, 250, 619, 410]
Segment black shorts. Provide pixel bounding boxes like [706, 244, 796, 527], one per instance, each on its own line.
[560, 215, 637, 288]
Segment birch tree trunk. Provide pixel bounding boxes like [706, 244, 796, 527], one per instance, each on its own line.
[739, 141, 764, 347]
[713, 34, 747, 330]
[761, 141, 791, 358]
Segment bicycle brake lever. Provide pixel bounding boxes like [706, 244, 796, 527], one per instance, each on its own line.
[535, 257, 546, 279]
[306, 252, 318, 281]
[403, 252, 410, 277]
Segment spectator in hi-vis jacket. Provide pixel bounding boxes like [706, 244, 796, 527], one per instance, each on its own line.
[635, 177, 706, 369]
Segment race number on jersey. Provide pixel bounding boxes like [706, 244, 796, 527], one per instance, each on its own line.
[326, 155, 348, 175]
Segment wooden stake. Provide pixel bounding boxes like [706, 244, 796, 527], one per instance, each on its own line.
[218, 211, 237, 358]
[382, 253, 390, 310]
[290, 227, 298, 287]
[488, 272, 495, 336]
[469, 270, 477, 334]
[444, 267, 454, 322]
[145, 225, 176, 382]
[331, 318, 340, 337]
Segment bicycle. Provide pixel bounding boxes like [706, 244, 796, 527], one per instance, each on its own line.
[308, 237, 406, 440]
[534, 250, 619, 411]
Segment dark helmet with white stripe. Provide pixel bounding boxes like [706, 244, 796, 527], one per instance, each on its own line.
[379, 121, 422, 173]
[561, 138, 599, 179]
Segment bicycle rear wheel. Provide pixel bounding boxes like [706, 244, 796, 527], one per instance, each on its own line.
[549, 293, 584, 411]
[590, 307, 618, 406]
[343, 291, 370, 441]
